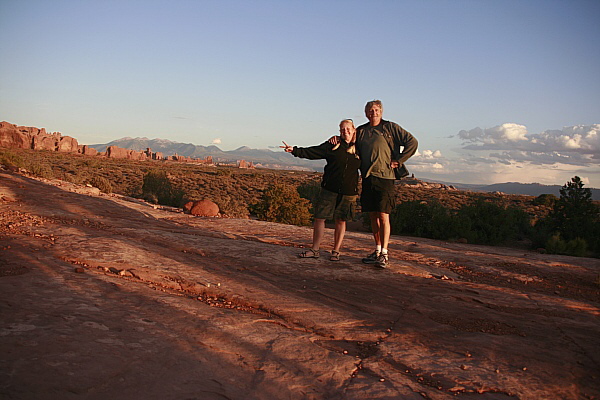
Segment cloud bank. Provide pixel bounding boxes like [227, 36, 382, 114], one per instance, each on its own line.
[458, 123, 599, 165]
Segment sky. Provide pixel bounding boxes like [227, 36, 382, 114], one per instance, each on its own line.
[1, 0, 599, 187]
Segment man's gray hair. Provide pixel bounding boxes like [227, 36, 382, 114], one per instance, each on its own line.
[365, 100, 383, 111]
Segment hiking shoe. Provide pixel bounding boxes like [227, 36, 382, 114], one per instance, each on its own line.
[374, 253, 389, 268]
[362, 251, 380, 264]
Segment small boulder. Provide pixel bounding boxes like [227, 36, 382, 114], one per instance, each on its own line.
[185, 199, 219, 217]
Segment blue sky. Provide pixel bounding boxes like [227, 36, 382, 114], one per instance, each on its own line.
[1, 0, 599, 187]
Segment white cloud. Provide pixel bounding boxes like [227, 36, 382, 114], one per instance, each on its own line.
[414, 149, 442, 159]
[458, 124, 600, 165]
[534, 125, 599, 153]
[211, 138, 222, 145]
[458, 123, 528, 144]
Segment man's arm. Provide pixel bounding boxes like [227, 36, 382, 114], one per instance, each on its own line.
[391, 123, 418, 165]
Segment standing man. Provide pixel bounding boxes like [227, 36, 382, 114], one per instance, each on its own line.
[356, 100, 418, 268]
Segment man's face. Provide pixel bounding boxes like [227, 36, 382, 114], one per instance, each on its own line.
[339, 122, 355, 143]
[365, 105, 382, 121]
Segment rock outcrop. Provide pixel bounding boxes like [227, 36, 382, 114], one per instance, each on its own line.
[0, 121, 79, 153]
[79, 145, 98, 156]
[184, 199, 220, 216]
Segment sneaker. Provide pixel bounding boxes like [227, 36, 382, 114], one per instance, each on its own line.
[362, 251, 380, 264]
[374, 253, 389, 268]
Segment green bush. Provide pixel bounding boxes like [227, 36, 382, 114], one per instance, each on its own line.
[297, 181, 321, 214]
[213, 195, 249, 218]
[536, 176, 600, 257]
[390, 200, 460, 240]
[389, 198, 532, 246]
[141, 169, 186, 207]
[456, 200, 532, 245]
[252, 183, 311, 226]
[545, 234, 588, 257]
[0, 150, 25, 169]
[28, 162, 54, 179]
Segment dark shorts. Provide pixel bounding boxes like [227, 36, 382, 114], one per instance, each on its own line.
[313, 188, 357, 221]
[360, 176, 396, 214]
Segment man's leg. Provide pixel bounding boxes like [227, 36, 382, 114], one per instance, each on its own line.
[362, 212, 382, 264]
[378, 212, 391, 250]
[369, 211, 382, 247]
[373, 212, 391, 268]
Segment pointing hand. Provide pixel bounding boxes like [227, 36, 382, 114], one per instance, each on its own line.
[280, 141, 293, 153]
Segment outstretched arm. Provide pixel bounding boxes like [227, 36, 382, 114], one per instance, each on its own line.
[281, 140, 332, 160]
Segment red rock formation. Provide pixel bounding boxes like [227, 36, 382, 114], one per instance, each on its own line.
[32, 135, 56, 151]
[106, 145, 130, 159]
[0, 121, 78, 153]
[0, 122, 31, 149]
[57, 136, 79, 153]
[184, 199, 219, 217]
[79, 145, 98, 156]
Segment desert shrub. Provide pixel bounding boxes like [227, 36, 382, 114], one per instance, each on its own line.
[90, 176, 113, 193]
[0, 150, 26, 169]
[216, 168, 233, 177]
[390, 200, 460, 240]
[390, 199, 531, 244]
[388, 199, 532, 245]
[28, 162, 54, 179]
[252, 183, 311, 226]
[297, 181, 321, 213]
[533, 193, 558, 207]
[213, 195, 249, 218]
[141, 169, 186, 207]
[456, 200, 531, 245]
[545, 234, 588, 257]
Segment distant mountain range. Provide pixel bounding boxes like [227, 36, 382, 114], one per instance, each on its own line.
[90, 137, 599, 200]
[429, 181, 600, 201]
[89, 137, 325, 171]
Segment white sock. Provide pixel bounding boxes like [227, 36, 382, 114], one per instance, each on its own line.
[376, 245, 382, 254]
[381, 248, 388, 255]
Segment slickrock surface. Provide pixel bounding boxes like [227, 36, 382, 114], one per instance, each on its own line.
[1, 171, 599, 400]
